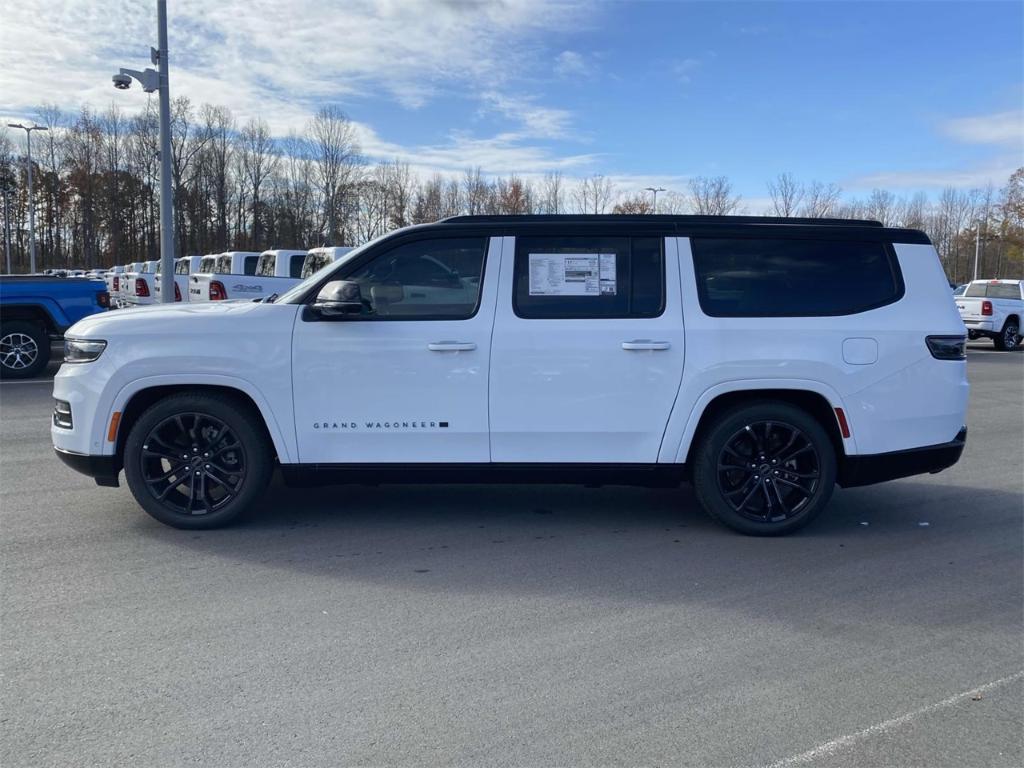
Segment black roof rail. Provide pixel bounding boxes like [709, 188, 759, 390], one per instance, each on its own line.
[439, 214, 884, 228]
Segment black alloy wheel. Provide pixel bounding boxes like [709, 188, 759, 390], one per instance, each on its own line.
[692, 401, 837, 535]
[123, 392, 272, 528]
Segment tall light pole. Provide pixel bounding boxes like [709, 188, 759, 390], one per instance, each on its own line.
[7, 123, 48, 273]
[113, 0, 174, 302]
[645, 186, 666, 213]
[973, 219, 986, 281]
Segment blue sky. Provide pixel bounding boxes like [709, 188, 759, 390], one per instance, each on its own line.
[1, 0, 1021, 205]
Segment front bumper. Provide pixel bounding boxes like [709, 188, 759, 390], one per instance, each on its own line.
[838, 427, 967, 487]
[54, 447, 121, 487]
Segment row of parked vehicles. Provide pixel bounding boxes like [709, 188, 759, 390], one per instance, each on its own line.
[105, 247, 353, 308]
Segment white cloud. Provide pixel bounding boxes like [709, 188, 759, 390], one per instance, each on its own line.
[848, 159, 1020, 191]
[479, 92, 574, 140]
[942, 110, 1024, 148]
[554, 50, 593, 78]
[0, 0, 591, 119]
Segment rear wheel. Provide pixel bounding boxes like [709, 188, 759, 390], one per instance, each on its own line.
[123, 392, 273, 529]
[692, 402, 837, 535]
[993, 319, 1020, 351]
[0, 320, 50, 379]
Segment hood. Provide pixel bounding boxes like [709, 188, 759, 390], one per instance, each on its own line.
[66, 300, 297, 339]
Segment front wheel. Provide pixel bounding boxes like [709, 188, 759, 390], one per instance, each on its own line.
[123, 392, 273, 529]
[993, 320, 1020, 351]
[691, 402, 838, 536]
[0, 320, 50, 379]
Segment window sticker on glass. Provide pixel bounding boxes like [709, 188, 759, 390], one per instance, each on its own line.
[528, 253, 617, 296]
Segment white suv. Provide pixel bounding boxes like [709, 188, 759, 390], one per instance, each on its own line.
[51, 215, 968, 535]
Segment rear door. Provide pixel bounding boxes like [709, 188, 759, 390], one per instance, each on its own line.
[489, 233, 685, 463]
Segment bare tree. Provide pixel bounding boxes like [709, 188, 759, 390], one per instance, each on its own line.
[308, 105, 360, 245]
[539, 171, 565, 214]
[462, 167, 489, 215]
[767, 172, 804, 217]
[687, 175, 741, 215]
[573, 174, 615, 214]
[800, 181, 842, 218]
[238, 117, 278, 247]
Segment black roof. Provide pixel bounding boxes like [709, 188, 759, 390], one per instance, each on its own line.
[442, 214, 884, 228]
[433, 214, 929, 245]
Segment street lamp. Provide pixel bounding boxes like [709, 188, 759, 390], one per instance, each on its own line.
[113, 0, 174, 302]
[7, 123, 48, 273]
[644, 186, 666, 214]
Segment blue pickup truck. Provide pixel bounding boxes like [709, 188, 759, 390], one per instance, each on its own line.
[0, 276, 110, 378]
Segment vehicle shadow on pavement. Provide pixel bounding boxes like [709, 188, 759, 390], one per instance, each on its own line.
[134, 476, 1023, 623]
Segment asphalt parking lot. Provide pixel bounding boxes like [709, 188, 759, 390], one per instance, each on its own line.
[1, 344, 1021, 768]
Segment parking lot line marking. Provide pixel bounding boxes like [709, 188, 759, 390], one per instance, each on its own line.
[762, 670, 1024, 768]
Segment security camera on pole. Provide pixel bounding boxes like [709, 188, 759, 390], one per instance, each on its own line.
[113, 0, 174, 302]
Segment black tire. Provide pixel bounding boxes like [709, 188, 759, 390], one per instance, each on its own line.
[123, 392, 273, 529]
[993, 319, 1020, 351]
[691, 401, 838, 536]
[0, 320, 51, 379]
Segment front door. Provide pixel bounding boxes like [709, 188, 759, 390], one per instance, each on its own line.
[489, 234, 685, 463]
[292, 235, 502, 463]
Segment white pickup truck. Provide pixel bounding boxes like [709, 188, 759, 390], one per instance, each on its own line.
[300, 246, 354, 278]
[103, 266, 125, 307]
[956, 279, 1022, 351]
[189, 251, 261, 302]
[154, 256, 203, 303]
[122, 261, 158, 307]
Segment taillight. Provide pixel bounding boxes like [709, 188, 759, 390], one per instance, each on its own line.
[135, 278, 150, 297]
[926, 335, 967, 360]
[113, 276, 119, 291]
[97, 291, 110, 308]
[174, 282, 182, 301]
[209, 280, 227, 301]
[981, 300, 993, 316]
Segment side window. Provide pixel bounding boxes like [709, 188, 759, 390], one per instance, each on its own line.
[244, 256, 258, 276]
[690, 238, 903, 317]
[342, 237, 486, 319]
[513, 236, 664, 319]
[290, 254, 306, 279]
[256, 254, 276, 277]
[174, 260, 188, 275]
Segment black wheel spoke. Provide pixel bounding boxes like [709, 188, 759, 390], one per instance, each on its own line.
[139, 411, 246, 517]
[717, 419, 820, 524]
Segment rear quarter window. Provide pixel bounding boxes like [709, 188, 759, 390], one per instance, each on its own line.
[256, 254, 276, 277]
[690, 238, 904, 317]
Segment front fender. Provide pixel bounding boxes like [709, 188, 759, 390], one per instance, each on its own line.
[106, 374, 296, 462]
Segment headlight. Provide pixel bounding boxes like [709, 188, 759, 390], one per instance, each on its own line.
[64, 338, 107, 363]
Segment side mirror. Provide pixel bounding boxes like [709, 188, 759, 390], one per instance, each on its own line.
[312, 280, 364, 318]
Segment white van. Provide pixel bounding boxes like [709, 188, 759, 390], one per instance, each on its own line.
[53, 215, 968, 534]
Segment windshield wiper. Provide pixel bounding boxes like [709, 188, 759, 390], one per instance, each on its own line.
[264, 293, 279, 304]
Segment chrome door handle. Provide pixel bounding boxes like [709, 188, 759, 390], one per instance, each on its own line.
[622, 340, 671, 351]
[428, 341, 477, 352]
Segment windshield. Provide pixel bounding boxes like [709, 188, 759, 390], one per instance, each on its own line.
[278, 239, 381, 304]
